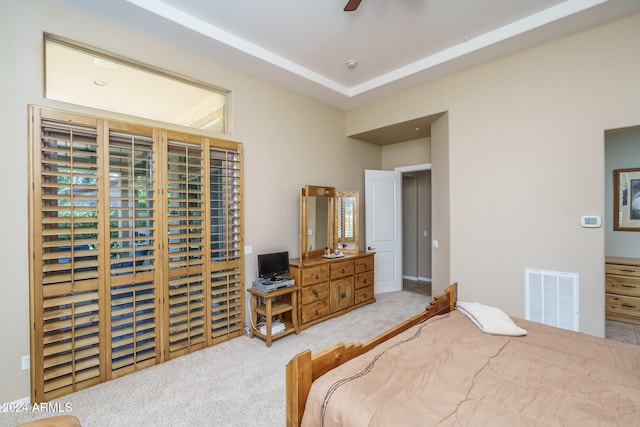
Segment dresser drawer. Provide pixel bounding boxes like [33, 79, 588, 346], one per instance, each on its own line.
[355, 286, 374, 304]
[301, 265, 329, 286]
[606, 294, 640, 318]
[606, 263, 640, 278]
[606, 275, 640, 298]
[301, 300, 331, 324]
[300, 282, 329, 305]
[355, 271, 374, 289]
[330, 260, 354, 279]
[355, 255, 374, 274]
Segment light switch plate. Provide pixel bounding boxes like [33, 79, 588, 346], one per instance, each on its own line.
[21, 355, 30, 370]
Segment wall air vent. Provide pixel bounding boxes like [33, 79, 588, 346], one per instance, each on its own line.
[525, 268, 579, 331]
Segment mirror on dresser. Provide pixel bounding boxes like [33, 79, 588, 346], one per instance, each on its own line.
[334, 191, 359, 254]
[299, 185, 359, 262]
[300, 185, 335, 260]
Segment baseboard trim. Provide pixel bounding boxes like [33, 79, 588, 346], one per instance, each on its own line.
[402, 275, 432, 283]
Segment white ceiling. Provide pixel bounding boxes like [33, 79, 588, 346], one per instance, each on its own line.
[51, 0, 640, 144]
[52, 0, 640, 111]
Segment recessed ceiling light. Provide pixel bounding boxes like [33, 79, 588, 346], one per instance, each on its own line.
[346, 59, 358, 69]
[93, 80, 108, 86]
[415, 127, 421, 131]
[94, 58, 118, 69]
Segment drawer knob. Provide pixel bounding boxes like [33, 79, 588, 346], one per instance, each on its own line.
[363, 279, 368, 284]
[312, 290, 318, 297]
[315, 309, 319, 315]
[341, 292, 347, 299]
[315, 274, 319, 280]
[340, 269, 345, 274]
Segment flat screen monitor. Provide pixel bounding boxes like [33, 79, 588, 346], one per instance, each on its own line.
[257, 251, 290, 280]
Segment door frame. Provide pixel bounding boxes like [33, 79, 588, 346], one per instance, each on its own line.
[395, 163, 431, 173]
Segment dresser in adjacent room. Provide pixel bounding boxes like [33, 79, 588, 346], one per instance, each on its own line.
[605, 256, 640, 324]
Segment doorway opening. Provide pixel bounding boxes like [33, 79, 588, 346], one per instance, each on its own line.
[397, 164, 432, 296]
[361, 110, 448, 296]
[603, 125, 640, 344]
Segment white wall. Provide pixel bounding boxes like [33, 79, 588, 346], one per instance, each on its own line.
[0, 0, 381, 403]
[347, 12, 640, 337]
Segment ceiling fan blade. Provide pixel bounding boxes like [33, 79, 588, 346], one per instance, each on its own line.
[344, 0, 363, 12]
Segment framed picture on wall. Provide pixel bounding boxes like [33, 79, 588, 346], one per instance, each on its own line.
[614, 167, 640, 231]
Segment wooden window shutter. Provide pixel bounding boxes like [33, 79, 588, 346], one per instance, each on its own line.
[209, 147, 244, 342]
[106, 123, 161, 377]
[165, 134, 207, 358]
[29, 106, 244, 402]
[31, 110, 104, 402]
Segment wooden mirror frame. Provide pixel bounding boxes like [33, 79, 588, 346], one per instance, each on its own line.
[300, 185, 336, 261]
[334, 191, 359, 254]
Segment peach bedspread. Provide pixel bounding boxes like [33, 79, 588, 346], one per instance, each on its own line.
[301, 311, 640, 426]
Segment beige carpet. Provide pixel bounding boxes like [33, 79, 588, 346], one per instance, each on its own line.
[3, 291, 430, 427]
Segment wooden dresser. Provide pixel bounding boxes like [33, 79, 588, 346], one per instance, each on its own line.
[289, 252, 375, 330]
[605, 256, 640, 324]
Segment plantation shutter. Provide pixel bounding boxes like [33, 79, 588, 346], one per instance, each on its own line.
[165, 135, 207, 357]
[107, 123, 161, 376]
[32, 110, 104, 402]
[209, 147, 244, 341]
[30, 106, 244, 403]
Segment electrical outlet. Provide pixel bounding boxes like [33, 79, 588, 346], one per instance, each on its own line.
[21, 355, 30, 370]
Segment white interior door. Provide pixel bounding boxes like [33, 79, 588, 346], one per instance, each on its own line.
[365, 169, 402, 293]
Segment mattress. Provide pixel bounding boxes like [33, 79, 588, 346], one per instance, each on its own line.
[301, 310, 640, 426]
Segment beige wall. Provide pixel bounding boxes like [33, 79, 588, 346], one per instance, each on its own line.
[0, 0, 381, 403]
[347, 12, 640, 336]
[381, 137, 431, 170]
[430, 113, 451, 290]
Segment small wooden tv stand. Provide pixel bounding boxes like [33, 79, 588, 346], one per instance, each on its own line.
[248, 285, 299, 347]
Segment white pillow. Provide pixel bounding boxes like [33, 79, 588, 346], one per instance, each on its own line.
[457, 301, 527, 336]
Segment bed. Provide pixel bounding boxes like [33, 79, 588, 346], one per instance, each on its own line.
[285, 283, 640, 426]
